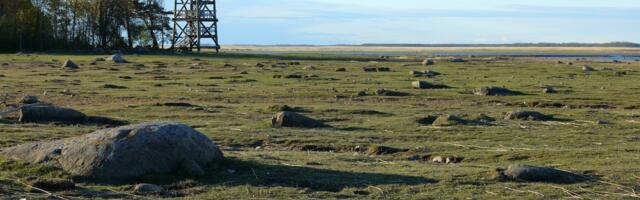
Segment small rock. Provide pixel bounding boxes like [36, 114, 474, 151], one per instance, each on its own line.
[377, 67, 391, 72]
[356, 91, 367, 97]
[303, 66, 315, 70]
[445, 156, 464, 164]
[108, 54, 127, 63]
[504, 111, 552, 121]
[335, 68, 346, 72]
[422, 59, 435, 66]
[474, 86, 522, 96]
[20, 96, 39, 104]
[412, 81, 434, 89]
[62, 59, 78, 69]
[543, 87, 557, 94]
[272, 111, 328, 128]
[103, 84, 128, 89]
[134, 183, 163, 194]
[582, 65, 595, 72]
[411, 70, 440, 77]
[363, 67, 378, 72]
[431, 156, 444, 163]
[256, 63, 265, 68]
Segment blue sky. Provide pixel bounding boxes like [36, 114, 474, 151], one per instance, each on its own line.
[163, 0, 640, 45]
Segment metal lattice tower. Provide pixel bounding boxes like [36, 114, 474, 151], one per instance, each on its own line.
[172, 0, 220, 52]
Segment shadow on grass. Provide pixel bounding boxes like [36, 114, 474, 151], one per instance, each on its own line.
[137, 158, 436, 193]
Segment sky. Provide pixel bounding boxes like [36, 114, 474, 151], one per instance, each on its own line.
[162, 0, 640, 45]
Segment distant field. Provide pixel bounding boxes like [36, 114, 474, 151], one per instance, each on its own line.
[0, 52, 639, 199]
[223, 45, 640, 54]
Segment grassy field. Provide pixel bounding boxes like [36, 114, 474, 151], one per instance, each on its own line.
[0, 51, 639, 199]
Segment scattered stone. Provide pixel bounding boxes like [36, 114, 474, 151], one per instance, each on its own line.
[191, 58, 201, 61]
[377, 67, 391, 72]
[416, 115, 438, 125]
[432, 115, 466, 126]
[103, 84, 128, 89]
[1, 63, 9, 66]
[568, 62, 574, 65]
[474, 86, 522, 96]
[1, 122, 224, 182]
[543, 87, 557, 94]
[412, 81, 448, 89]
[422, 59, 435, 66]
[449, 58, 467, 63]
[133, 183, 163, 194]
[582, 65, 595, 72]
[504, 111, 552, 121]
[18, 104, 86, 123]
[367, 145, 408, 155]
[94, 58, 106, 62]
[363, 67, 378, 72]
[108, 54, 127, 63]
[27, 178, 75, 191]
[303, 66, 315, 70]
[256, 63, 265, 68]
[498, 164, 584, 183]
[285, 73, 304, 79]
[119, 76, 133, 80]
[375, 88, 410, 96]
[335, 67, 346, 72]
[412, 81, 434, 89]
[445, 156, 464, 164]
[62, 59, 78, 69]
[356, 91, 367, 97]
[20, 96, 39, 104]
[272, 111, 328, 128]
[411, 70, 440, 77]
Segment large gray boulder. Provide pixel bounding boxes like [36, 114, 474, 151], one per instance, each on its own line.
[272, 111, 327, 128]
[0, 122, 223, 182]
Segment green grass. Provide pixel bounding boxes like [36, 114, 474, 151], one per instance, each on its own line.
[0, 52, 639, 199]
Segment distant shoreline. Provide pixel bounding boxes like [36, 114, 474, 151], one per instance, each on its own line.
[222, 45, 640, 54]
[224, 42, 640, 48]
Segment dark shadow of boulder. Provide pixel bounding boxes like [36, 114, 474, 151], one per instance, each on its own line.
[495, 164, 591, 184]
[160, 158, 436, 192]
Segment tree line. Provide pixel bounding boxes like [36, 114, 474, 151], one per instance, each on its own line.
[0, 0, 172, 52]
